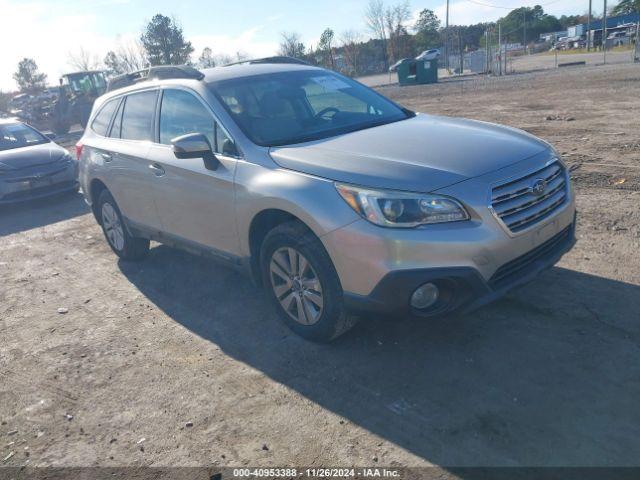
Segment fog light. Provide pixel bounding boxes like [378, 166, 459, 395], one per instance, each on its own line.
[410, 283, 439, 309]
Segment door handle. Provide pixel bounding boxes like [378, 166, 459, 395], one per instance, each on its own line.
[149, 163, 165, 176]
[101, 152, 113, 162]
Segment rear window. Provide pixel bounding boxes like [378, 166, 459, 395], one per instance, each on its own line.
[91, 99, 119, 136]
[120, 90, 157, 141]
[0, 122, 48, 151]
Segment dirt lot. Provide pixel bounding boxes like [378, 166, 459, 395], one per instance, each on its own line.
[1, 64, 639, 471]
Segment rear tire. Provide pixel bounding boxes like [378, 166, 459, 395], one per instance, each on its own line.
[260, 221, 358, 342]
[97, 190, 149, 261]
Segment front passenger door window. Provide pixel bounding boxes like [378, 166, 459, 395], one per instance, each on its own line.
[160, 89, 216, 147]
[159, 89, 237, 156]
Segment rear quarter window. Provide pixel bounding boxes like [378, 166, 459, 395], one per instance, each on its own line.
[109, 99, 125, 138]
[91, 99, 119, 136]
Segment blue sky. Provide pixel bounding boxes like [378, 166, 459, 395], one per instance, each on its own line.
[1, 0, 599, 90]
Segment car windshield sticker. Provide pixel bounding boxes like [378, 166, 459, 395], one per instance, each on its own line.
[311, 75, 351, 91]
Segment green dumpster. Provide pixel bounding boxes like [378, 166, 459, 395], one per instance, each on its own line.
[397, 59, 438, 86]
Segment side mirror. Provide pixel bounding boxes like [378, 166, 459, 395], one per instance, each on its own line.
[171, 133, 219, 170]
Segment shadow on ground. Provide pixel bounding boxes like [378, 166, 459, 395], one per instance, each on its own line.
[119, 245, 640, 466]
[0, 191, 89, 237]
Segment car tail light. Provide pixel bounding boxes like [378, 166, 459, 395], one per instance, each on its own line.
[75, 142, 84, 161]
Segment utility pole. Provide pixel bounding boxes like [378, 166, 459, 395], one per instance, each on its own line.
[498, 22, 502, 76]
[504, 37, 508, 74]
[587, 0, 592, 52]
[459, 28, 464, 75]
[523, 9, 527, 55]
[445, 0, 450, 71]
[603, 0, 607, 64]
[485, 30, 489, 74]
[635, 21, 640, 62]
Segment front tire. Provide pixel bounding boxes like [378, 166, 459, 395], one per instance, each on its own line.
[97, 190, 149, 261]
[260, 221, 358, 342]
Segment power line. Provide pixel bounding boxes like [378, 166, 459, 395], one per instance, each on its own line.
[464, 0, 563, 9]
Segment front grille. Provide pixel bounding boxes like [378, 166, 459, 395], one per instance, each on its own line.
[489, 225, 572, 289]
[491, 161, 568, 233]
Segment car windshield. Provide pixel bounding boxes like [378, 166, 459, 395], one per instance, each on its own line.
[65, 72, 106, 95]
[0, 123, 49, 151]
[209, 70, 412, 147]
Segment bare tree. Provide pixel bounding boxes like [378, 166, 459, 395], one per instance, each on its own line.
[340, 30, 363, 76]
[235, 51, 249, 61]
[364, 0, 389, 68]
[384, 1, 412, 64]
[198, 47, 216, 68]
[278, 32, 306, 58]
[214, 53, 234, 65]
[67, 47, 101, 71]
[104, 40, 148, 76]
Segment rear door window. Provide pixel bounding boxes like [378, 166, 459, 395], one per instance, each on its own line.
[0, 122, 48, 151]
[91, 99, 118, 136]
[120, 90, 157, 141]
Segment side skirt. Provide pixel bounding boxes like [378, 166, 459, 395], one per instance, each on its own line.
[123, 216, 253, 278]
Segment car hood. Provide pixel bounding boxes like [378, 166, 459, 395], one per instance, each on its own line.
[0, 142, 68, 170]
[269, 114, 550, 192]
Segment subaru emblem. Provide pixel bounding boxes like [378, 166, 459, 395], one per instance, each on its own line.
[531, 179, 547, 196]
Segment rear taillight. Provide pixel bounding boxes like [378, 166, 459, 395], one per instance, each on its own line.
[75, 142, 84, 161]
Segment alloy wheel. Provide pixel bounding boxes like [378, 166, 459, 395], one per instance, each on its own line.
[101, 203, 125, 251]
[269, 247, 324, 325]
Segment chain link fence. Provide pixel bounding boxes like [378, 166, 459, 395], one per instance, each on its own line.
[444, 22, 640, 77]
[357, 23, 639, 88]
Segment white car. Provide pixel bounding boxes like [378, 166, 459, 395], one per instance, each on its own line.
[416, 49, 440, 61]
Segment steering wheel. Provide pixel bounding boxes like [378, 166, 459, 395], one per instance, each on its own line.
[314, 107, 340, 120]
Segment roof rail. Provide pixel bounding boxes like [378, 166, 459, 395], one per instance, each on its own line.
[223, 56, 311, 67]
[106, 65, 205, 92]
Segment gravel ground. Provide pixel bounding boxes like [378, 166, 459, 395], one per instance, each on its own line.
[1, 63, 639, 471]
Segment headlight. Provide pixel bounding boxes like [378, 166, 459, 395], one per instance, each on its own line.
[336, 183, 469, 228]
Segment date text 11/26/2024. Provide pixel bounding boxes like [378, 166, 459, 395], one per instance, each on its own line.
[232, 468, 401, 478]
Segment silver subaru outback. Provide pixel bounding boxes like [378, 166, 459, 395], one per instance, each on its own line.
[78, 59, 576, 341]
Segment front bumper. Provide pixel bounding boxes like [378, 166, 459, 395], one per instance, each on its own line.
[0, 163, 78, 205]
[343, 217, 576, 317]
[0, 180, 79, 205]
